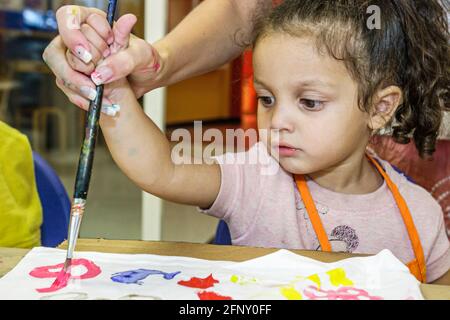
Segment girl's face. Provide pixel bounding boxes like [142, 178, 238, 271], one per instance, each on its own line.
[254, 33, 372, 175]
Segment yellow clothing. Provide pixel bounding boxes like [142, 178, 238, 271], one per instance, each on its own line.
[0, 121, 42, 248]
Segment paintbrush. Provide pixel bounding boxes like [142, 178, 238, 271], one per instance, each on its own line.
[62, 0, 119, 274]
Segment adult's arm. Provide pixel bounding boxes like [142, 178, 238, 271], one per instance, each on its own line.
[43, 0, 272, 105]
[150, 0, 272, 90]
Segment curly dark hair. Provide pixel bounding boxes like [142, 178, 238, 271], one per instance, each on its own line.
[253, 0, 449, 158]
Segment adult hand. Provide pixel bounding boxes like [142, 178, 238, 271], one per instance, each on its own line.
[43, 5, 162, 107]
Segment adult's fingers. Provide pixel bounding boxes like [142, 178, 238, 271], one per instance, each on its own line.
[66, 49, 94, 76]
[86, 13, 114, 45]
[55, 78, 89, 111]
[91, 48, 136, 86]
[66, 21, 111, 75]
[80, 23, 107, 63]
[91, 38, 156, 88]
[55, 78, 118, 117]
[44, 36, 97, 101]
[110, 14, 137, 54]
[90, 14, 138, 86]
[56, 5, 109, 64]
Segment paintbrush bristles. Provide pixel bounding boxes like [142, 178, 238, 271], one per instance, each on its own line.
[62, 258, 72, 272]
[65, 199, 86, 264]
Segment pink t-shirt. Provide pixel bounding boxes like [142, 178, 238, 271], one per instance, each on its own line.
[201, 142, 450, 283]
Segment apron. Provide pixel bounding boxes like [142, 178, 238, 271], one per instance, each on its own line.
[294, 155, 427, 283]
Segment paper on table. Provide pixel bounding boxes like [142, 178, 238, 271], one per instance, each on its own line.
[0, 247, 423, 300]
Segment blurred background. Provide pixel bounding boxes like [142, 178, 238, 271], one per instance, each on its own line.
[0, 0, 448, 244]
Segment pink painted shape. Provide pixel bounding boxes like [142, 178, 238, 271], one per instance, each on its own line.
[29, 259, 101, 293]
[303, 285, 383, 300]
[36, 271, 71, 293]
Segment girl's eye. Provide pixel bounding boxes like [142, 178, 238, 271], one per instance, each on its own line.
[299, 99, 324, 111]
[258, 96, 275, 107]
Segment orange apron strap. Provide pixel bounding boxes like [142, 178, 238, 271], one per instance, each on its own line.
[406, 260, 424, 283]
[367, 156, 427, 283]
[295, 175, 332, 252]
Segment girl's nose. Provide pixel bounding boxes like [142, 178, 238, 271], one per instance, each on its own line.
[270, 105, 295, 132]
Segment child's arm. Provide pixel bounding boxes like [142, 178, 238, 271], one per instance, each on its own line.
[99, 82, 221, 209]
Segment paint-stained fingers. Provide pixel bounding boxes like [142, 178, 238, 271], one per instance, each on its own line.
[81, 22, 110, 59]
[44, 36, 97, 101]
[86, 13, 114, 45]
[66, 49, 95, 75]
[56, 78, 90, 111]
[90, 15, 140, 86]
[55, 78, 120, 117]
[56, 5, 108, 64]
[91, 36, 155, 86]
[91, 49, 135, 86]
[78, 23, 104, 65]
[66, 20, 111, 75]
[70, 14, 137, 83]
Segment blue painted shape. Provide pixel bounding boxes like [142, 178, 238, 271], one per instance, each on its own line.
[111, 269, 181, 285]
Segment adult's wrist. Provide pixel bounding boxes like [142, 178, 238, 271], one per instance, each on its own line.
[146, 40, 171, 91]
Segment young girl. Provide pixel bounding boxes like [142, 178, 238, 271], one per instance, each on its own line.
[59, 0, 449, 284]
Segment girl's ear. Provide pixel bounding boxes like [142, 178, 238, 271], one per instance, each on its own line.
[368, 86, 403, 131]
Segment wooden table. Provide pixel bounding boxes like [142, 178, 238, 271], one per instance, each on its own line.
[1, 238, 449, 300]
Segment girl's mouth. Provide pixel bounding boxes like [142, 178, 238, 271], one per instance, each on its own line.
[275, 143, 301, 157]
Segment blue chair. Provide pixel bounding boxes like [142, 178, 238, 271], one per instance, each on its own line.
[213, 220, 232, 245]
[213, 164, 415, 246]
[33, 152, 71, 247]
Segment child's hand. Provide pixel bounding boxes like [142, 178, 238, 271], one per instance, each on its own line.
[53, 13, 137, 117]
